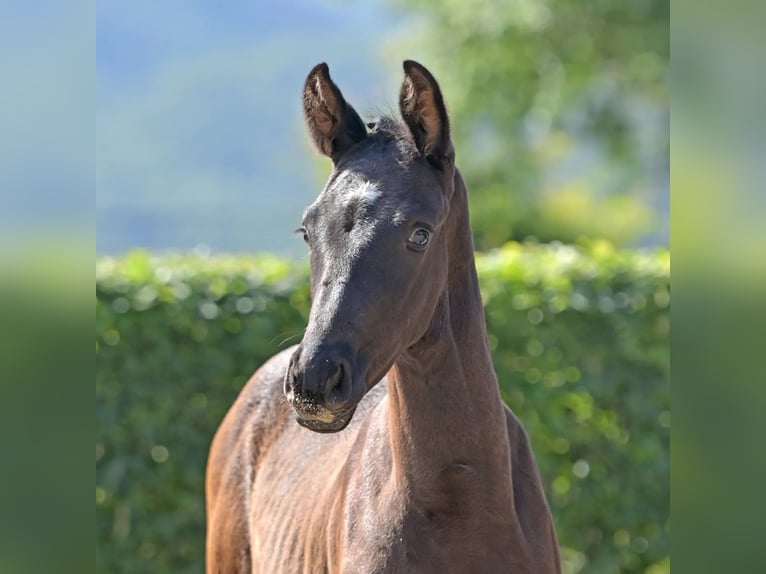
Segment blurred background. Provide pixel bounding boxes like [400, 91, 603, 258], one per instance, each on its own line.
[96, 1, 669, 574]
[97, 0, 668, 255]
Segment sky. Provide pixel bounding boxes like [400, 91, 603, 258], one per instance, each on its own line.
[91, 1, 670, 256]
[97, 0, 411, 256]
[1, 1, 92, 244]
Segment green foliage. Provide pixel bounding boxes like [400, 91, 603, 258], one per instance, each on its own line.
[389, 0, 669, 248]
[96, 243, 669, 574]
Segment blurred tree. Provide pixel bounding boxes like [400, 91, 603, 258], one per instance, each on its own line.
[388, 0, 668, 248]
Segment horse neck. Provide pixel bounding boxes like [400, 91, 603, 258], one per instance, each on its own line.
[386, 169, 512, 499]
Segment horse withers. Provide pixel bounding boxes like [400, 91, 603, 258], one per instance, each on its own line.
[206, 60, 561, 573]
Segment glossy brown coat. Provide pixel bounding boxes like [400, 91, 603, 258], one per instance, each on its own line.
[206, 61, 561, 573]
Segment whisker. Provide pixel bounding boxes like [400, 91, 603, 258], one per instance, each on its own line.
[269, 329, 305, 348]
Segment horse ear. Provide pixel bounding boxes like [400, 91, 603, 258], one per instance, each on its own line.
[303, 63, 367, 163]
[399, 60, 452, 163]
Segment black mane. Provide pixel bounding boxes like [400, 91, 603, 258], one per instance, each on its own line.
[365, 114, 418, 157]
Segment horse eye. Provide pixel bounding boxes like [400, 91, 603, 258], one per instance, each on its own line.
[296, 227, 309, 244]
[408, 228, 430, 249]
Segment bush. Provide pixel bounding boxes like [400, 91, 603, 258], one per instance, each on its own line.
[96, 241, 669, 574]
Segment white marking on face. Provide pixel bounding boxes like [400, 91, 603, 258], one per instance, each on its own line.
[341, 181, 380, 259]
[347, 180, 381, 206]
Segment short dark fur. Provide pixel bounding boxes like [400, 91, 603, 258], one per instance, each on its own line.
[206, 60, 561, 573]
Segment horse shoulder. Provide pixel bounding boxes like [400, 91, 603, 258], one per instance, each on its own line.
[205, 346, 295, 573]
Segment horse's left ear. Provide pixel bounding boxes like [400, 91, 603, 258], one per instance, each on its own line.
[399, 60, 453, 166]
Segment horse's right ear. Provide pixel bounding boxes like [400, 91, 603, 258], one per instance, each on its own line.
[303, 63, 367, 164]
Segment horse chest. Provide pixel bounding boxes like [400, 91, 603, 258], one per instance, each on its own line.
[338, 472, 500, 574]
[339, 507, 497, 574]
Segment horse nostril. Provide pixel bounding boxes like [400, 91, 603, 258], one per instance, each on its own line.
[284, 350, 303, 399]
[324, 361, 352, 409]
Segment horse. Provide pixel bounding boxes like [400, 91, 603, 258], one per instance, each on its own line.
[205, 60, 561, 573]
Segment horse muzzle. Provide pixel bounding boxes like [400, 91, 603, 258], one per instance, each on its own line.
[284, 344, 364, 433]
[293, 405, 357, 433]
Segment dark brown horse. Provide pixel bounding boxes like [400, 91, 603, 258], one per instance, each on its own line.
[206, 61, 561, 573]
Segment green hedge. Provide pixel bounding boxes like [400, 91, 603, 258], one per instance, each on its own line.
[96, 241, 669, 574]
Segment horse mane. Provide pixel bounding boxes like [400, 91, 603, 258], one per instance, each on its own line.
[365, 114, 419, 158]
[366, 114, 403, 136]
